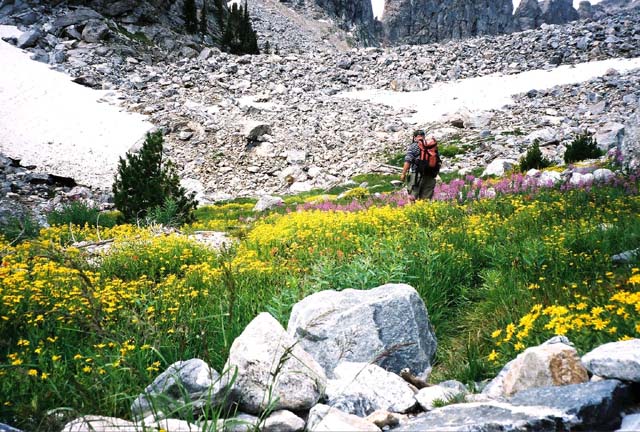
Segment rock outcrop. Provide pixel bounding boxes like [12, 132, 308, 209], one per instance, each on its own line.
[540, 0, 580, 24]
[287, 284, 437, 379]
[381, 0, 514, 44]
[312, 0, 378, 45]
[514, 0, 543, 30]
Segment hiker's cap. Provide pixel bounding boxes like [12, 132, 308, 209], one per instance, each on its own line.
[413, 129, 425, 137]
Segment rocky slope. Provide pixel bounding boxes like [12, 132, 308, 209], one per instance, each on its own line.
[1, 1, 640, 212]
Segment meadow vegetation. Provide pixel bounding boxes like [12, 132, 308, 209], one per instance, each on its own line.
[1, 165, 639, 430]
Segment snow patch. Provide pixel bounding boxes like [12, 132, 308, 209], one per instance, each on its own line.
[341, 57, 640, 126]
[0, 25, 153, 190]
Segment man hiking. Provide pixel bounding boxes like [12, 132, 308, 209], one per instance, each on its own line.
[400, 129, 441, 201]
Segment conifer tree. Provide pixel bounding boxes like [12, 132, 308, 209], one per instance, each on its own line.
[220, 2, 259, 55]
[200, 0, 208, 35]
[214, 0, 225, 33]
[183, 0, 198, 34]
[112, 131, 197, 224]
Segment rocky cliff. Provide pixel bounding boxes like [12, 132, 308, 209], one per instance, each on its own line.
[514, 0, 543, 30]
[540, 0, 580, 24]
[0, 0, 225, 58]
[380, 0, 515, 45]
[279, 0, 379, 46]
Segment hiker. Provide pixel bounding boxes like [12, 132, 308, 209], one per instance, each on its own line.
[400, 129, 441, 200]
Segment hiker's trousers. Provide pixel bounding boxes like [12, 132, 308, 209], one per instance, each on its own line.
[407, 172, 436, 200]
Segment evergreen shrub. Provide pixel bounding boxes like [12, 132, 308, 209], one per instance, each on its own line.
[519, 140, 552, 172]
[564, 132, 603, 164]
[112, 131, 197, 226]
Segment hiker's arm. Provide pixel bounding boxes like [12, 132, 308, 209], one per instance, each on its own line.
[401, 161, 410, 181]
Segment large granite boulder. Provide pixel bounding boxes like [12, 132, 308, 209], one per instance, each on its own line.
[509, 379, 633, 430]
[595, 122, 626, 151]
[396, 401, 565, 431]
[225, 312, 327, 414]
[399, 379, 633, 431]
[287, 283, 437, 379]
[52, 7, 104, 29]
[581, 339, 640, 382]
[130, 358, 223, 420]
[483, 337, 588, 398]
[81, 20, 110, 43]
[622, 111, 640, 170]
[307, 404, 381, 432]
[325, 362, 416, 416]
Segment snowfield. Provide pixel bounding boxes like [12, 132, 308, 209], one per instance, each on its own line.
[342, 56, 640, 126]
[0, 25, 153, 190]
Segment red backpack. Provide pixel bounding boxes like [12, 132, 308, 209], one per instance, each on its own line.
[415, 136, 440, 176]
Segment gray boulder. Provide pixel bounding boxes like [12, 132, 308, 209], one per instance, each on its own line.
[254, 195, 284, 212]
[287, 283, 437, 379]
[52, 7, 104, 29]
[593, 168, 615, 183]
[595, 123, 626, 151]
[81, 20, 110, 43]
[263, 410, 306, 432]
[622, 111, 640, 170]
[325, 362, 416, 416]
[509, 379, 633, 430]
[225, 312, 326, 414]
[611, 248, 640, 264]
[581, 339, 640, 382]
[538, 170, 562, 187]
[130, 358, 222, 420]
[481, 159, 517, 178]
[618, 413, 640, 432]
[307, 404, 381, 432]
[0, 423, 23, 432]
[482, 336, 584, 399]
[16, 29, 41, 49]
[500, 341, 588, 397]
[396, 401, 566, 431]
[62, 416, 139, 432]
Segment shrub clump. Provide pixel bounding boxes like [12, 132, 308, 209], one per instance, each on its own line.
[0, 214, 39, 243]
[519, 141, 552, 172]
[112, 131, 197, 226]
[440, 144, 464, 158]
[342, 187, 370, 201]
[564, 133, 603, 164]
